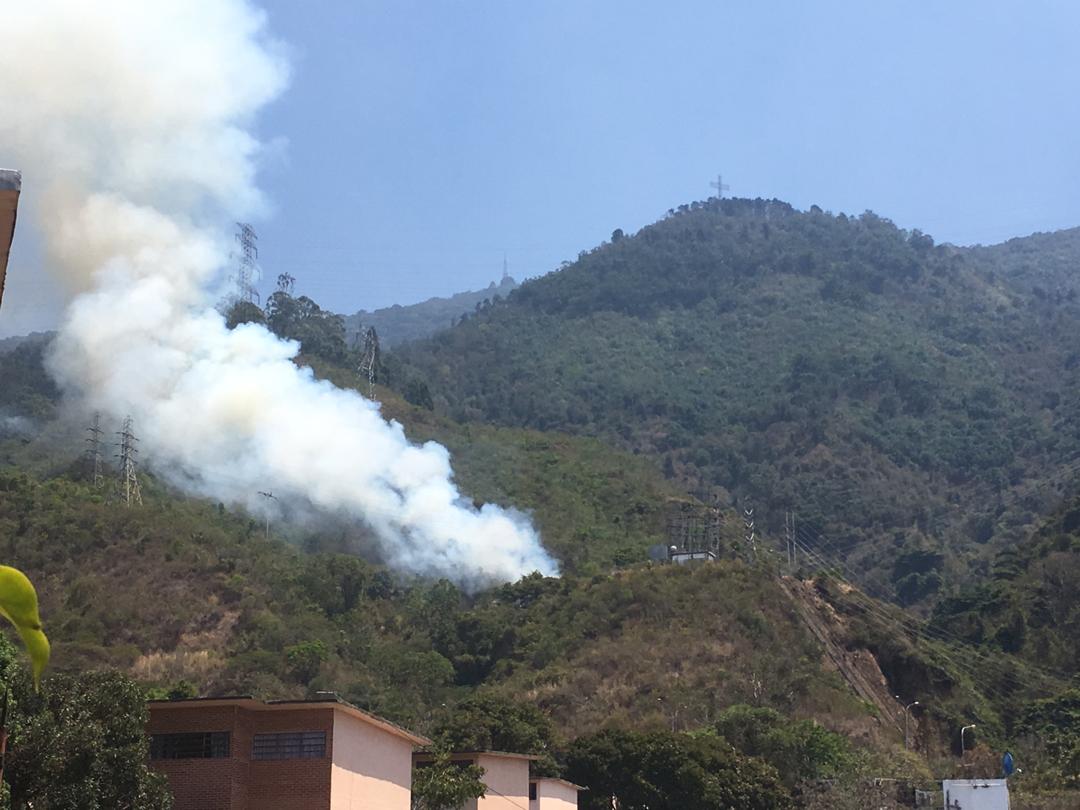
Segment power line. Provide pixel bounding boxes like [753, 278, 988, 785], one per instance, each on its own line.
[787, 526, 1066, 699]
[794, 519, 1072, 684]
[791, 523, 1053, 693]
[784, 532, 1026, 707]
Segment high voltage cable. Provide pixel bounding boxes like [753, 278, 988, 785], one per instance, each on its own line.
[786, 529, 1067, 701]
[785, 531, 1006, 693]
[793, 520, 1073, 685]
[793, 453, 1080, 541]
[783, 532, 1031, 707]
[792, 522, 1069, 690]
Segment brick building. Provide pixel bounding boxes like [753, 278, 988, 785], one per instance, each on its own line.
[148, 696, 429, 810]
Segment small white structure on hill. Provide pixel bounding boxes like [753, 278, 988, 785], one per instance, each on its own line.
[942, 779, 1009, 810]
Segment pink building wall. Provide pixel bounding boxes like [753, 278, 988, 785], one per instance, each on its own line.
[330, 711, 415, 810]
[530, 778, 580, 810]
[475, 754, 531, 810]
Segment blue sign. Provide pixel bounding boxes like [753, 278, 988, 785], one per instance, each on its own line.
[1003, 751, 1016, 777]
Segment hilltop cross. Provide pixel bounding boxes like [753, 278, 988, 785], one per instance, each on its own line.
[710, 173, 730, 199]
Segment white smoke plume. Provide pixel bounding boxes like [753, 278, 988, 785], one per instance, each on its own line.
[0, 0, 557, 586]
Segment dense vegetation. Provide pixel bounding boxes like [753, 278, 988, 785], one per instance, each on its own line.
[0, 459, 902, 804]
[566, 728, 792, 810]
[0, 463, 862, 735]
[931, 491, 1080, 677]
[5, 203, 1080, 802]
[389, 199, 1080, 603]
[0, 634, 171, 809]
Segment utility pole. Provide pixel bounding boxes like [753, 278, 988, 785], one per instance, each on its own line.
[502, 253, 509, 283]
[710, 173, 730, 199]
[743, 505, 756, 562]
[233, 222, 260, 305]
[258, 490, 277, 539]
[113, 416, 143, 507]
[784, 510, 798, 571]
[85, 411, 105, 488]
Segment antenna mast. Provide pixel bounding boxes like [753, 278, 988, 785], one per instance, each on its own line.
[113, 416, 143, 507]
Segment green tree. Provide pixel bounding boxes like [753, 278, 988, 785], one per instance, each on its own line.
[404, 379, 435, 410]
[431, 694, 557, 772]
[711, 704, 853, 788]
[224, 299, 267, 329]
[411, 749, 486, 810]
[0, 635, 171, 809]
[264, 289, 349, 363]
[1016, 688, 1080, 788]
[285, 640, 329, 684]
[566, 728, 792, 810]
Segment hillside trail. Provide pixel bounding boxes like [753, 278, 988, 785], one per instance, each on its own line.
[778, 575, 905, 741]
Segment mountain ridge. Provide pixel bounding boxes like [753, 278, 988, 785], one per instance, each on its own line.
[344, 275, 519, 347]
[388, 197, 1080, 604]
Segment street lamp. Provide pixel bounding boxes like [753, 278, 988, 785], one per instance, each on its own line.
[961, 724, 977, 754]
[902, 701, 920, 750]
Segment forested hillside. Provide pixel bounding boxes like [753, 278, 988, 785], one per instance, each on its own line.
[344, 275, 519, 347]
[0, 342, 895, 796]
[931, 492, 1080, 677]
[389, 198, 1080, 603]
[4, 269, 1080, 802]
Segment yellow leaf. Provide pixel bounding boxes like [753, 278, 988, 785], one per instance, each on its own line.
[0, 565, 50, 689]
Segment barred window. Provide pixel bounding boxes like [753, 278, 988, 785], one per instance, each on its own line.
[251, 731, 326, 760]
[150, 732, 230, 760]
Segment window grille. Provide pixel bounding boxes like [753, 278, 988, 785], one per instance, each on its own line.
[251, 731, 327, 760]
[150, 732, 230, 760]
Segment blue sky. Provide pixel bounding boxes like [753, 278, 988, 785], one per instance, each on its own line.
[251, 0, 1079, 313]
[5, 1, 1079, 334]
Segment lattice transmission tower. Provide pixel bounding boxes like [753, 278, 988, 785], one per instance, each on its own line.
[85, 411, 105, 488]
[113, 415, 143, 507]
[233, 222, 260, 305]
[357, 326, 380, 397]
[666, 499, 724, 557]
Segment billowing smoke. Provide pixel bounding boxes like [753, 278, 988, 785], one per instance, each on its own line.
[0, 1, 557, 586]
